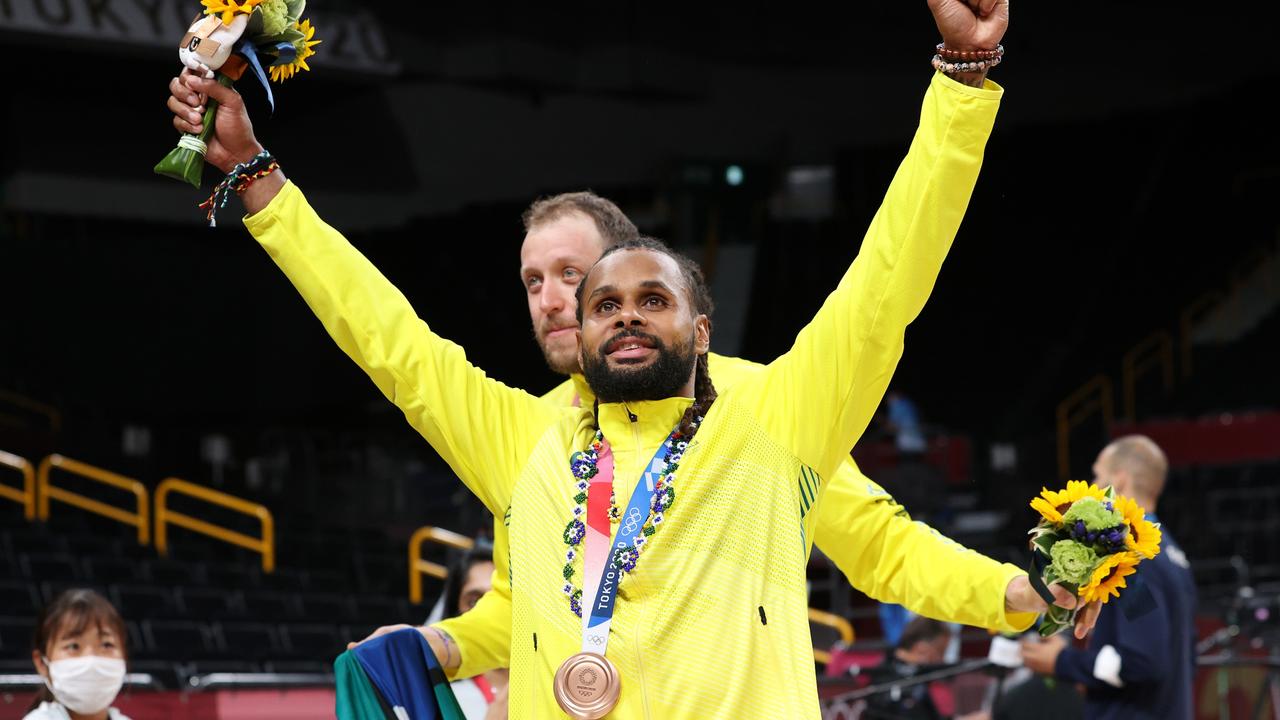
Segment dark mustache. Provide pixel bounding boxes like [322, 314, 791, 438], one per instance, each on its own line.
[599, 328, 665, 354]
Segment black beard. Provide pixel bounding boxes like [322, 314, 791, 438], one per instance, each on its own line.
[582, 328, 695, 403]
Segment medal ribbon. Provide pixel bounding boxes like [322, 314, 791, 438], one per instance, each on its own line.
[579, 429, 677, 654]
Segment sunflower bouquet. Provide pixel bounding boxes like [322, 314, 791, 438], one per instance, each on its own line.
[154, 0, 321, 187]
[1028, 481, 1162, 636]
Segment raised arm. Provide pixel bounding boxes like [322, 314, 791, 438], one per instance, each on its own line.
[248, 184, 561, 510]
[744, 71, 1000, 478]
[168, 73, 559, 512]
[737, 0, 1005, 478]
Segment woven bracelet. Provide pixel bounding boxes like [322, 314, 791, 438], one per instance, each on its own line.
[198, 151, 279, 227]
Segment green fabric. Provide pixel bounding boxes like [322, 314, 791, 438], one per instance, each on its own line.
[334, 650, 394, 720]
[426, 659, 467, 719]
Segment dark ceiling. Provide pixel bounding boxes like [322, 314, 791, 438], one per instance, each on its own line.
[1, 1, 1277, 490]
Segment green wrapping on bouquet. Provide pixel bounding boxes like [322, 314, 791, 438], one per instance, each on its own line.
[153, 73, 235, 187]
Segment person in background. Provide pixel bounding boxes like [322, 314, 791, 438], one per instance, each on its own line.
[25, 588, 131, 720]
[1021, 435, 1196, 720]
[864, 617, 951, 720]
[989, 668, 1085, 720]
[438, 541, 508, 720]
[885, 390, 928, 458]
[875, 389, 947, 520]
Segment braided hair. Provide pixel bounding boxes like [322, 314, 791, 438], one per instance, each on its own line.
[575, 236, 717, 438]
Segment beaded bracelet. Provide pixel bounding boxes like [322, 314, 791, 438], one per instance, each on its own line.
[931, 53, 1003, 75]
[936, 43, 1005, 61]
[198, 150, 280, 227]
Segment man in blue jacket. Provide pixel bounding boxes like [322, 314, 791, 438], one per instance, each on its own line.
[1021, 435, 1197, 720]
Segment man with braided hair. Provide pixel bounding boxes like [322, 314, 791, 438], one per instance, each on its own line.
[165, 1, 1089, 714]
[377, 207, 1089, 687]
[574, 237, 721, 438]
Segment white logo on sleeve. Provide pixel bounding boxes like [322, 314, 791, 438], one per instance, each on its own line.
[1093, 644, 1125, 688]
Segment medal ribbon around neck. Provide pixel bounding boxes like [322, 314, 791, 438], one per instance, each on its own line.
[562, 421, 694, 641]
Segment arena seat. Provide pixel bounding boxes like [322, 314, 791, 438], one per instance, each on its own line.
[0, 580, 40, 616]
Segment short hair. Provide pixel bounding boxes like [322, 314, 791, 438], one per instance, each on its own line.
[897, 617, 948, 650]
[573, 236, 715, 325]
[1103, 435, 1168, 499]
[521, 192, 640, 249]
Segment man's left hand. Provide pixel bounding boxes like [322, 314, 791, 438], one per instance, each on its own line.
[1020, 633, 1067, 675]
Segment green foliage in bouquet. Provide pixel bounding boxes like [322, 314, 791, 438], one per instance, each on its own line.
[1027, 481, 1162, 636]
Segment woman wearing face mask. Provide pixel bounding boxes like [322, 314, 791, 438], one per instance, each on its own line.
[25, 589, 131, 720]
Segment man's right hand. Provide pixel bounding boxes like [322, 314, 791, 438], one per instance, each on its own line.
[167, 68, 264, 174]
[1005, 574, 1102, 640]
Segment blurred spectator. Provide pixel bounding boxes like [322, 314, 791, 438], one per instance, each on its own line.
[438, 542, 508, 720]
[875, 604, 960, 664]
[863, 617, 950, 720]
[25, 589, 132, 720]
[990, 672, 1085, 720]
[1021, 436, 1195, 720]
[878, 602, 913, 647]
[873, 390, 947, 520]
[885, 391, 928, 457]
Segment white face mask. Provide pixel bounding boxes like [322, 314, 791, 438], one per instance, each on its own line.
[43, 655, 126, 714]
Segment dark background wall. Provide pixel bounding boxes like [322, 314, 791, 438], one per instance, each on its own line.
[2, 2, 1278, 534]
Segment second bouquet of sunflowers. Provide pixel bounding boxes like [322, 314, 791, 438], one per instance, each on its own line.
[1028, 481, 1162, 636]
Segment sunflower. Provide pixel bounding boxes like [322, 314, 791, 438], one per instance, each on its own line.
[269, 19, 321, 83]
[1079, 551, 1141, 604]
[1031, 480, 1106, 524]
[1114, 494, 1162, 559]
[1030, 494, 1064, 523]
[201, 0, 264, 27]
[1062, 480, 1107, 504]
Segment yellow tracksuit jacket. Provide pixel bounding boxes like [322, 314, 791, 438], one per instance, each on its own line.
[244, 71, 1005, 718]
[437, 356, 1035, 682]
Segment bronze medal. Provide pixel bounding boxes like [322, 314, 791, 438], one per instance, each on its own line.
[553, 652, 621, 719]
